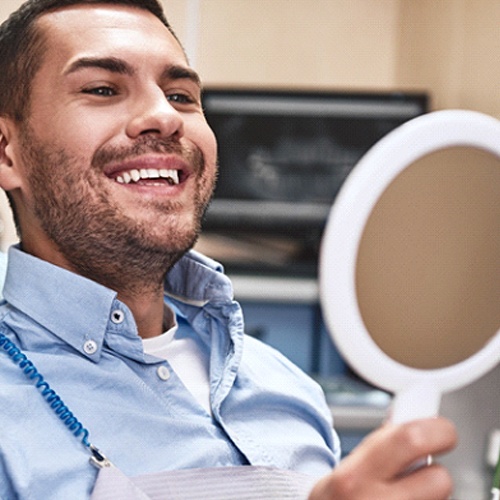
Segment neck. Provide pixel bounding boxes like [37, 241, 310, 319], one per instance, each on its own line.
[20, 233, 180, 339]
[90, 262, 178, 339]
[117, 287, 173, 339]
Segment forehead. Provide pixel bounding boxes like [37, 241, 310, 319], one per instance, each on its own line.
[36, 4, 187, 69]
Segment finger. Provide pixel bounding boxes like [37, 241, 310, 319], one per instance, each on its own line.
[308, 463, 454, 500]
[387, 418, 457, 476]
[353, 417, 457, 479]
[390, 463, 454, 500]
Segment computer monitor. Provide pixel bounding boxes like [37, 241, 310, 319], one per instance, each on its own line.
[198, 88, 429, 277]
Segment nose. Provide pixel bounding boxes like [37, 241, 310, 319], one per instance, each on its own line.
[126, 87, 184, 140]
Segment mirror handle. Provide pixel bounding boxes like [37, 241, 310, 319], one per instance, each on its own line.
[390, 382, 441, 425]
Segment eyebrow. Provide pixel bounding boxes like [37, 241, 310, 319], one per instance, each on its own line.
[64, 57, 201, 87]
[163, 65, 201, 88]
[64, 57, 134, 76]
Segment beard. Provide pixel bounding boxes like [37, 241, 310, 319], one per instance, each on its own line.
[18, 124, 216, 295]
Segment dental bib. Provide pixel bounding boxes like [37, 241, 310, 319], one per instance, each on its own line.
[90, 463, 319, 500]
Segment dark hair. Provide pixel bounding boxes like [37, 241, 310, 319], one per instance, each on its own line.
[0, 0, 178, 122]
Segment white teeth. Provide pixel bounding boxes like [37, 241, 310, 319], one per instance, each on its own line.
[115, 168, 180, 185]
[161, 169, 179, 184]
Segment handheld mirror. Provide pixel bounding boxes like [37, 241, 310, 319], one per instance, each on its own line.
[320, 110, 500, 424]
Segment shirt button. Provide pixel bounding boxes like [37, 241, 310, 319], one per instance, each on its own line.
[111, 309, 125, 324]
[157, 365, 171, 381]
[83, 340, 98, 355]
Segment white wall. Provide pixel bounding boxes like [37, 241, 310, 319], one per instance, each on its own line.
[164, 0, 401, 90]
[0, 0, 24, 19]
[397, 0, 500, 116]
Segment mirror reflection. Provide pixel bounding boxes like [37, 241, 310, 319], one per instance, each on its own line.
[356, 146, 500, 369]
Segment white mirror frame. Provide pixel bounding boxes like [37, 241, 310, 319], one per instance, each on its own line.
[320, 110, 500, 424]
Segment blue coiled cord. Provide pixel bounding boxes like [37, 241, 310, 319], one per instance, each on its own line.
[0, 331, 91, 448]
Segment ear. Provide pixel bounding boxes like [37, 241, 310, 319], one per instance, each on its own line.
[0, 116, 24, 192]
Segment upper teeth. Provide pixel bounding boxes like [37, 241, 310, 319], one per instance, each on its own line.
[115, 168, 180, 185]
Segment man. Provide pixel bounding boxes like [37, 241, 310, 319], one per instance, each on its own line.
[0, 0, 456, 498]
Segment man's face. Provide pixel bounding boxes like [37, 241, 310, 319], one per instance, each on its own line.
[7, 4, 217, 282]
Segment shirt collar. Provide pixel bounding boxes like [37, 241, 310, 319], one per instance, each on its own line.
[164, 250, 234, 306]
[3, 246, 123, 361]
[2, 247, 234, 362]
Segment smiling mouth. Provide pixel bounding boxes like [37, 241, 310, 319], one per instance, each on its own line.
[114, 168, 180, 186]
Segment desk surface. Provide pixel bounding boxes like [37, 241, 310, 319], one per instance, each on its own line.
[331, 405, 387, 430]
[230, 274, 319, 303]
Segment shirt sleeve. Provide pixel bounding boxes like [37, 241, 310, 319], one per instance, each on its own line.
[236, 334, 341, 473]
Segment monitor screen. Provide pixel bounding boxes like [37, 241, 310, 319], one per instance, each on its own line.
[197, 89, 429, 277]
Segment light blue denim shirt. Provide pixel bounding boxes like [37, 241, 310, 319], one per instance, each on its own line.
[0, 246, 340, 499]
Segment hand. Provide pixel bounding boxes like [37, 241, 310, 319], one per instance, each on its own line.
[309, 417, 457, 500]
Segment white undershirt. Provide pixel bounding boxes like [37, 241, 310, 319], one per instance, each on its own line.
[142, 321, 212, 415]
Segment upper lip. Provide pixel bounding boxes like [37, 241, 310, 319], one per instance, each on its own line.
[104, 154, 190, 180]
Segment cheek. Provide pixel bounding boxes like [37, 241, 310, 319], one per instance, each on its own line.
[187, 118, 218, 170]
[36, 107, 119, 160]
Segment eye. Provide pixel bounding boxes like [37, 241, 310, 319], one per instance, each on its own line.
[81, 86, 117, 97]
[166, 92, 197, 106]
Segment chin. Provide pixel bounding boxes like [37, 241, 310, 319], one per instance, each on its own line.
[149, 221, 200, 254]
